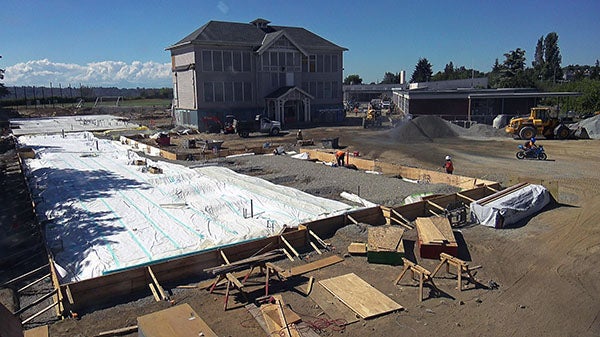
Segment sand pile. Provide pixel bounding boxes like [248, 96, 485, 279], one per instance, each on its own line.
[451, 122, 510, 138]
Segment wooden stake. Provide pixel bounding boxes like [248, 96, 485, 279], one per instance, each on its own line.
[282, 248, 294, 262]
[309, 241, 322, 255]
[147, 267, 167, 300]
[308, 230, 329, 249]
[220, 250, 230, 265]
[305, 276, 315, 296]
[391, 209, 413, 229]
[347, 214, 359, 224]
[280, 236, 300, 259]
[149, 283, 160, 302]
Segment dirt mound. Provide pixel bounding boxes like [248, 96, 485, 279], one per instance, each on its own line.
[576, 114, 600, 139]
[385, 115, 458, 142]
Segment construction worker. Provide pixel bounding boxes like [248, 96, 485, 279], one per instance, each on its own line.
[296, 129, 303, 140]
[443, 155, 454, 174]
[335, 150, 346, 167]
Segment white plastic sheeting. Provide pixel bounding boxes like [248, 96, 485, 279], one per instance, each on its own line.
[18, 132, 354, 282]
[10, 115, 139, 136]
[470, 184, 550, 228]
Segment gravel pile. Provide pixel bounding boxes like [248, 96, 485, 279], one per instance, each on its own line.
[575, 114, 600, 139]
[219, 154, 458, 207]
[384, 115, 511, 142]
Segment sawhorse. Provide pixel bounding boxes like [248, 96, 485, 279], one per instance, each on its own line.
[209, 262, 287, 310]
[431, 253, 479, 291]
[394, 258, 439, 302]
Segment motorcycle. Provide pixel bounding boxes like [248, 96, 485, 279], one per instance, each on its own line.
[516, 144, 547, 160]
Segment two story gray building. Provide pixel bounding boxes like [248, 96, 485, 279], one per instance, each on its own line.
[166, 18, 347, 129]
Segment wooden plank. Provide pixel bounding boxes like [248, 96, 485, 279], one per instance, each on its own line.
[309, 241, 322, 255]
[263, 296, 302, 324]
[149, 283, 160, 302]
[281, 236, 300, 258]
[429, 217, 456, 245]
[305, 276, 315, 296]
[415, 217, 447, 244]
[24, 325, 49, 337]
[308, 283, 358, 325]
[284, 255, 344, 277]
[96, 325, 138, 337]
[368, 226, 404, 252]
[137, 303, 217, 337]
[348, 243, 367, 255]
[147, 267, 167, 300]
[319, 273, 403, 319]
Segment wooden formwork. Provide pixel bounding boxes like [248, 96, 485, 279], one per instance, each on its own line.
[57, 207, 383, 313]
[299, 149, 500, 190]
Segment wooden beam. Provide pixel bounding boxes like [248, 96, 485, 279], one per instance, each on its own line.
[22, 301, 59, 325]
[97, 325, 138, 337]
[147, 267, 167, 300]
[282, 248, 294, 262]
[149, 283, 160, 302]
[65, 285, 74, 306]
[220, 250, 230, 265]
[17, 273, 50, 293]
[389, 216, 413, 230]
[347, 215, 359, 224]
[280, 236, 300, 259]
[309, 241, 322, 255]
[284, 255, 344, 277]
[456, 192, 475, 203]
[391, 209, 412, 226]
[1, 264, 49, 287]
[427, 200, 446, 212]
[308, 230, 330, 249]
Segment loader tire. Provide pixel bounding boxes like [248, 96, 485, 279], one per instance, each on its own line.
[519, 127, 536, 140]
[555, 125, 570, 139]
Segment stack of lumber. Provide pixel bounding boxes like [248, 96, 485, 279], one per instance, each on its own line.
[415, 217, 457, 259]
[367, 226, 405, 265]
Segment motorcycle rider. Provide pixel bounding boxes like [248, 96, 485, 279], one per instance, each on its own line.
[524, 137, 538, 156]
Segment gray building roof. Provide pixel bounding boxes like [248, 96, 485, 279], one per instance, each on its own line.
[167, 19, 347, 52]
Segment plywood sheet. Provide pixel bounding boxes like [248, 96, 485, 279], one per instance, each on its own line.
[309, 283, 359, 324]
[319, 273, 403, 319]
[137, 303, 217, 337]
[348, 243, 367, 255]
[24, 325, 48, 337]
[415, 217, 451, 244]
[368, 226, 404, 252]
[429, 217, 456, 245]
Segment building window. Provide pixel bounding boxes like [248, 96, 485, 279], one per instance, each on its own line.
[332, 81, 340, 98]
[234, 82, 243, 101]
[309, 55, 316, 72]
[332, 54, 338, 71]
[224, 82, 233, 101]
[317, 82, 324, 99]
[213, 51, 223, 72]
[214, 82, 224, 102]
[317, 55, 324, 73]
[202, 51, 212, 72]
[242, 52, 251, 72]
[243, 82, 252, 102]
[324, 55, 331, 73]
[223, 51, 232, 72]
[233, 52, 242, 72]
[204, 82, 214, 102]
[324, 81, 331, 99]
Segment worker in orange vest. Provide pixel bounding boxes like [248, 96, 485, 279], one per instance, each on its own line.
[443, 155, 454, 174]
[335, 150, 346, 167]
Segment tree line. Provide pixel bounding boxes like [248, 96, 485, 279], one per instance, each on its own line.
[344, 32, 600, 113]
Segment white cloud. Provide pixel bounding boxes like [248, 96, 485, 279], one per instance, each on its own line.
[217, 1, 229, 14]
[4, 59, 172, 88]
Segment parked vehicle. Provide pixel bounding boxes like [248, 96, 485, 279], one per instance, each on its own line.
[234, 115, 281, 138]
[505, 106, 572, 140]
[516, 144, 547, 160]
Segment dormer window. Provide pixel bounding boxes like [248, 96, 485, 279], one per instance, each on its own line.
[250, 18, 270, 29]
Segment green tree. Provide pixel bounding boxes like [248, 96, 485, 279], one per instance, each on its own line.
[553, 79, 600, 113]
[532, 36, 544, 80]
[343, 74, 363, 85]
[380, 72, 399, 84]
[543, 32, 563, 82]
[410, 58, 433, 83]
[494, 48, 533, 88]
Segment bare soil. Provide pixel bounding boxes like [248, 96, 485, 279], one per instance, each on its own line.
[6, 109, 599, 337]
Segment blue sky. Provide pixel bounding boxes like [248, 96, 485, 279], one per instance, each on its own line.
[2, 0, 599, 88]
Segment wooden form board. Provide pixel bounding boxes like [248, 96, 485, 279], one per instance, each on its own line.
[299, 149, 499, 189]
[319, 273, 403, 319]
[309, 283, 359, 325]
[368, 226, 404, 252]
[284, 255, 344, 277]
[415, 217, 456, 245]
[23, 325, 48, 337]
[137, 303, 217, 337]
